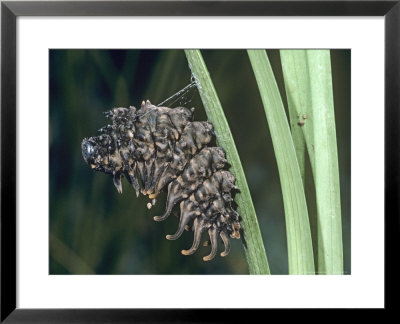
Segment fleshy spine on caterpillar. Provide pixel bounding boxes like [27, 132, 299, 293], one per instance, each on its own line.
[81, 100, 241, 261]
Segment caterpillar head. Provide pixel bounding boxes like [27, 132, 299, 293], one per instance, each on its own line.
[81, 138, 98, 167]
[82, 106, 138, 179]
[81, 134, 125, 176]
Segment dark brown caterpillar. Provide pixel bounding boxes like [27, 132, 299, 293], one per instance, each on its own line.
[81, 100, 240, 261]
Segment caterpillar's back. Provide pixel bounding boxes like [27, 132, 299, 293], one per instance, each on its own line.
[81, 100, 240, 261]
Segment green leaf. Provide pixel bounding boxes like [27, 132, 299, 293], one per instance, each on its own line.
[280, 50, 343, 274]
[248, 49, 315, 275]
[185, 49, 270, 275]
[280, 50, 314, 181]
[280, 50, 318, 269]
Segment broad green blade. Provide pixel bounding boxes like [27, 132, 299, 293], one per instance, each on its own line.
[185, 49, 270, 275]
[248, 49, 315, 275]
[280, 50, 318, 270]
[280, 50, 343, 274]
[307, 50, 343, 274]
[280, 50, 315, 181]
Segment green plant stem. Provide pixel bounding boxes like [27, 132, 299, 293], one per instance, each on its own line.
[185, 49, 270, 275]
[248, 49, 315, 275]
[307, 50, 343, 274]
[280, 50, 343, 274]
[280, 50, 318, 270]
[280, 50, 313, 183]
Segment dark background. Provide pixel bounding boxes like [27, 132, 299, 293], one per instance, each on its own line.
[49, 49, 350, 275]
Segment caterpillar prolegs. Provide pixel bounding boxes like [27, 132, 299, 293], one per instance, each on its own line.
[81, 100, 241, 261]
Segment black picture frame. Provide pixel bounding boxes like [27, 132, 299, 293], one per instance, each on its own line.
[1, 0, 397, 321]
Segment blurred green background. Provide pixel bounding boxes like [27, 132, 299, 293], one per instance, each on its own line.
[49, 49, 350, 275]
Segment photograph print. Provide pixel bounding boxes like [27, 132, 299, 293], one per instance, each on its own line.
[49, 49, 350, 275]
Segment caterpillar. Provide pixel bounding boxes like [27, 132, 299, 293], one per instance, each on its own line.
[81, 100, 241, 261]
